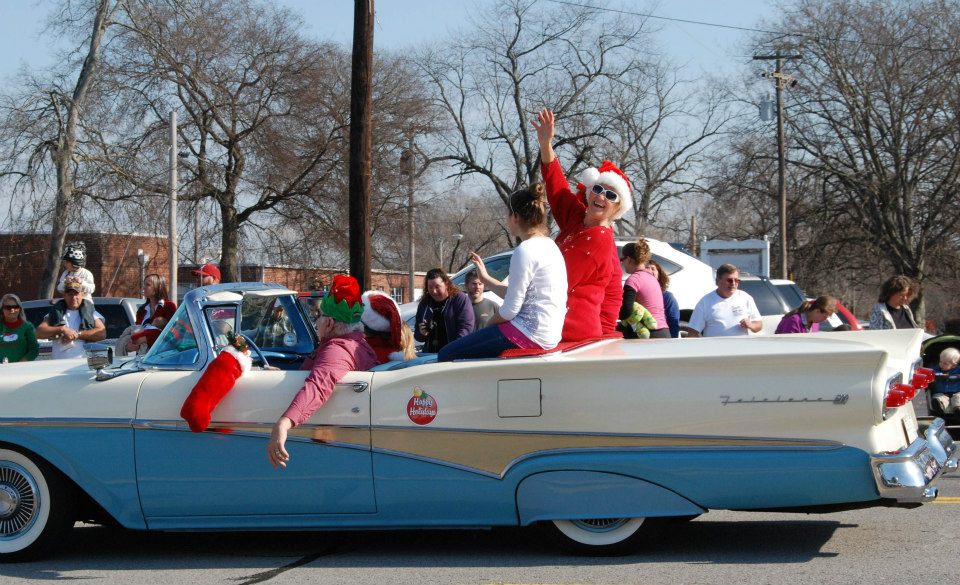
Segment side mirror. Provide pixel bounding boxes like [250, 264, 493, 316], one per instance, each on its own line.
[85, 343, 114, 371]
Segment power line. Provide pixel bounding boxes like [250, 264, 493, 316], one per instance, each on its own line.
[545, 0, 958, 54]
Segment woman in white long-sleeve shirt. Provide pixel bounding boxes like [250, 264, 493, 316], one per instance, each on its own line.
[438, 184, 567, 361]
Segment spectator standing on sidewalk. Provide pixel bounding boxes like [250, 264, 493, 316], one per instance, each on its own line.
[0, 294, 39, 362]
[685, 264, 762, 337]
[193, 263, 222, 286]
[36, 276, 106, 359]
[869, 275, 919, 330]
[465, 270, 500, 329]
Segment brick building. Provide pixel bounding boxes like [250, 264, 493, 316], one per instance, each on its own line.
[0, 231, 423, 303]
[0, 231, 171, 300]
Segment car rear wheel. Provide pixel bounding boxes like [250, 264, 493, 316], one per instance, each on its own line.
[0, 448, 76, 562]
[538, 517, 649, 556]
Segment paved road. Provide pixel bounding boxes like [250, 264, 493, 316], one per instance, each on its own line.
[5, 473, 959, 585]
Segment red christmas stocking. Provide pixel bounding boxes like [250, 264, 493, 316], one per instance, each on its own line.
[180, 346, 251, 432]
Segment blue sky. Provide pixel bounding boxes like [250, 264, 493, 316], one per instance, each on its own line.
[0, 0, 777, 81]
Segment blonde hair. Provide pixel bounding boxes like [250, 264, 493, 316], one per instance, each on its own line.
[940, 347, 960, 367]
[399, 323, 416, 360]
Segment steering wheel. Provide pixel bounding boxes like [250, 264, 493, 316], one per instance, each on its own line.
[239, 334, 271, 369]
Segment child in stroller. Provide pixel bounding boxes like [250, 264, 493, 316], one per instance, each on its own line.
[931, 347, 960, 413]
[921, 332, 960, 425]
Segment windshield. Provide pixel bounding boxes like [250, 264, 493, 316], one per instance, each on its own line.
[142, 303, 200, 367]
[240, 294, 316, 354]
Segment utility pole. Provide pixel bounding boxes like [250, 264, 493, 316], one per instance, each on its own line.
[349, 0, 374, 290]
[169, 111, 178, 296]
[400, 139, 416, 302]
[754, 53, 800, 280]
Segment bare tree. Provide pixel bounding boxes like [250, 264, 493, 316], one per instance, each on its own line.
[607, 64, 732, 236]
[0, 0, 121, 297]
[776, 0, 960, 319]
[417, 0, 654, 214]
[105, 0, 344, 282]
[261, 49, 442, 273]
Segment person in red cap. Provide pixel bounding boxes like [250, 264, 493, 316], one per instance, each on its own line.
[266, 274, 377, 468]
[533, 109, 633, 341]
[361, 290, 415, 364]
[193, 263, 221, 286]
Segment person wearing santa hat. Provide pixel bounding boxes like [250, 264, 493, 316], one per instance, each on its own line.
[532, 108, 631, 342]
[266, 275, 377, 469]
[361, 290, 415, 364]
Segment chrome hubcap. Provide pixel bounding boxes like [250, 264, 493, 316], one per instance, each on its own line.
[571, 518, 630, 533]
[0, 463, 38, 538]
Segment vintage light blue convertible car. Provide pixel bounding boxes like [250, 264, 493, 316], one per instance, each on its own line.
[0, 283, 956, 561]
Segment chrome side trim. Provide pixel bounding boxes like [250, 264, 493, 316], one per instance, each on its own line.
[370, 425, 843, 477]
[369, 424, 842, 445]
[0, 418, 132, 429]
[130, 419, 372, 450]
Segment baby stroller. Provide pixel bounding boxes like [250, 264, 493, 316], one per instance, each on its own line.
[920, 333, 960, 439]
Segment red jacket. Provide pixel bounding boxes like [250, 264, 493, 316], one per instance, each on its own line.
[542, 158, 621, 341]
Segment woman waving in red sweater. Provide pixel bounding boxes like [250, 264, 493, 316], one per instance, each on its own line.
[532, 109, 632, 341]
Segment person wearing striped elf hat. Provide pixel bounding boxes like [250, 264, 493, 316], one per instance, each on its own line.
[266, 274, 377, 468]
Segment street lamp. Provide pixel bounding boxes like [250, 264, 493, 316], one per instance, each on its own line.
[438, 233, 463, 272]
[136, 248, 149, 298]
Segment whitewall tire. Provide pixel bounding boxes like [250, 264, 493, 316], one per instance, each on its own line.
[539, 517, 650, 555]
[0, 447, 75, 562]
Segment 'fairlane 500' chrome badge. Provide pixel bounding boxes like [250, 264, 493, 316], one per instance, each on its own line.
[720, 394, 850, 405]
[408, 387, 438, 425]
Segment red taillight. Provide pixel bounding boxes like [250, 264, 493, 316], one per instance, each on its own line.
[895, 383, 916, 400]
[916, 367, 936, 387]
[885, 388, 910, 408]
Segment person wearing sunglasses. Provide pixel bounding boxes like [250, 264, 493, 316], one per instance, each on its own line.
[0, 293, 39, 363]
[685, 263, 762, 337]
[533, 108, 631, 342]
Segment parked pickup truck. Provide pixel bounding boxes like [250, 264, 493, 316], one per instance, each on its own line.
[0, 282, 955, 561]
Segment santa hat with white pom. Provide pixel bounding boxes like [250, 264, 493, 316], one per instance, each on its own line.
[576, 160, 633, 221]
[361, 290, 405, 363]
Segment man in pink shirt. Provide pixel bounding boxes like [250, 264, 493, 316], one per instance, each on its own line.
[266, 275, 377, 468]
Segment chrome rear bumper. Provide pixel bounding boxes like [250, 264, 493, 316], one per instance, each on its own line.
[871, 418, 958, 502]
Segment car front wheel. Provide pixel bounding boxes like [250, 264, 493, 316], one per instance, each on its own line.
[538, 517, 649, 556]
[0, 447, 76, 562]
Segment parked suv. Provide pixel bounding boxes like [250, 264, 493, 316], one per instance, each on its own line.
[21, 297, 144, 359]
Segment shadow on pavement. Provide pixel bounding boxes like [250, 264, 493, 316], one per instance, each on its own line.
[5, 515, 847, 575]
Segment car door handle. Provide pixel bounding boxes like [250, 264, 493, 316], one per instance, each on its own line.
[337, 381, 368, 393]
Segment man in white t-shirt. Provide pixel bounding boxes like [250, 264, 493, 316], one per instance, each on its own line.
[36, 276, 107, 359]
[684, 264, 762, 337]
